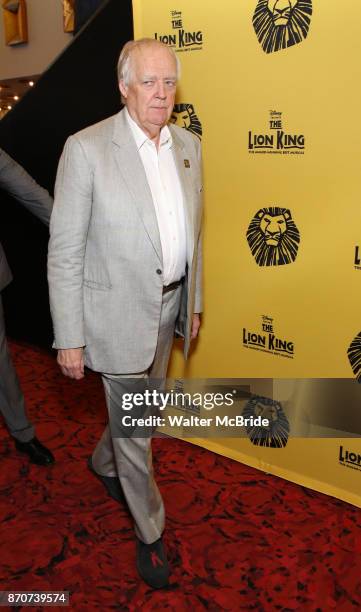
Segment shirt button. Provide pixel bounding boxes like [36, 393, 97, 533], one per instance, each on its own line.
[156, 269, 162, 275]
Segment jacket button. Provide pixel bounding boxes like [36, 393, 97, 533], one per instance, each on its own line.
[156, 269, 162, 275]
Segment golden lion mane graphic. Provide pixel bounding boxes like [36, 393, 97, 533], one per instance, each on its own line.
[348, 333, 361, 383]
[170, 103, 202, 139]
[247, 206, 300, 267]
[242, 396, 290, 448]
[253, 0, 313, 54]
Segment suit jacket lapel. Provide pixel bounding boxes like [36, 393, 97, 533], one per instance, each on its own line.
[111, 110, 163, 264]
[169, 127, 195, 266]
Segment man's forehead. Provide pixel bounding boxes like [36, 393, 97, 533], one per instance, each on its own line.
[133, 46, 177, 72]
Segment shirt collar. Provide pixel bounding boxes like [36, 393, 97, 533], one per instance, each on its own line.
[125, 107, 172, 151]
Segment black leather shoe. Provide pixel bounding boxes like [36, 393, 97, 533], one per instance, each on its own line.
[15, 437, 55, 465]
[87, 456, 126, 504]
[136, 536, 170, 589]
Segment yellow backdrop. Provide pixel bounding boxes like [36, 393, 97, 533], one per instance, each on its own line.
[133, 0, 361, 507]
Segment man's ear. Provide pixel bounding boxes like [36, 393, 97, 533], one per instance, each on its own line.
[119, 80, 128, 99]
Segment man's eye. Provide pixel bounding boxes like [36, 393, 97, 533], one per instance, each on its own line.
[165, 81, 176, 87]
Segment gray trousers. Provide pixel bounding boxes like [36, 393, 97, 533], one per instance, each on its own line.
[92, 285, 182, 544]
[0, 295, 34, 442]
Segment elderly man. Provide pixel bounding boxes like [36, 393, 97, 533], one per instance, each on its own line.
[48, 38, 202, 588]
[0, 147, 54, 465]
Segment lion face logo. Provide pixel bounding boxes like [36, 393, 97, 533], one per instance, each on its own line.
[268, 0, 293, 26]
[259, 212, 288, 246]
[347, 333, 361, 382]
[253, 0, 312, 54]
[242, 396, 290, 448]
[247, 207, 300, 266]
[170, 103, 202, 139]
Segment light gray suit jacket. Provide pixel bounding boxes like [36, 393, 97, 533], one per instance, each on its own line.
[48, 109, 203, 374]
[0, 148, 53, 292]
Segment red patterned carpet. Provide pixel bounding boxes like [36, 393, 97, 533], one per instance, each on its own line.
[1, 341, 361, 611]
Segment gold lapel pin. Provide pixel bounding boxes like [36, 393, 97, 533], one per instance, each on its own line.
[184, 159, 190, 168]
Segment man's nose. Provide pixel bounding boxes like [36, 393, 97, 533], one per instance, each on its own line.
[156, 81, 166, 99]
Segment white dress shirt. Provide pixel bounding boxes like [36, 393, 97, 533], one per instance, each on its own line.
[125, 108, 187, 286]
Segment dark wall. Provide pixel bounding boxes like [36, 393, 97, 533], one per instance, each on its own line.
[0, 0, 133, 347]
[74, 0, 107, 34]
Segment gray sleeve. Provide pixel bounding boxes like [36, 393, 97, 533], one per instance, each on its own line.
[0, 148, 53, 226]
[47, 135, 93, 349]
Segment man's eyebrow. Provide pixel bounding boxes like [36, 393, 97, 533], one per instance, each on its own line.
[141, 74, 177, 80]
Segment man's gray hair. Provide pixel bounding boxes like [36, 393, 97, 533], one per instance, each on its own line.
[117, 38, 180, 87]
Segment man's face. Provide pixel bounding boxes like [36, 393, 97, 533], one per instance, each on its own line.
[119, 45, 177, 140]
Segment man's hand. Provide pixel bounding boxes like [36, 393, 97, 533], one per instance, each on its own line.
[57, 348, 85, 380]
[191, 313, 201, 341]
